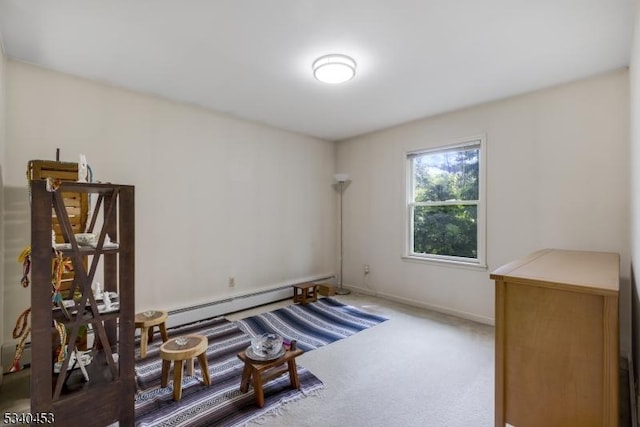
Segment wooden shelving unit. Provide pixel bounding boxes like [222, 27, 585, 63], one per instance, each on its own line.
[30, 180, 135, 426]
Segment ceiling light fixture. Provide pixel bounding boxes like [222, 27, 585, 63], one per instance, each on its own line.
[312, 54, 357, 84]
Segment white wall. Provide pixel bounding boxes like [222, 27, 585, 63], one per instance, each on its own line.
[3, 60, 337, 344]
[338, 70, 630, 337]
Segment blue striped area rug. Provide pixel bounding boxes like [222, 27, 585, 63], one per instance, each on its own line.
[134, 317, 323, 427]
[234, 297, 389, 352]
[134, 298, 386, 426]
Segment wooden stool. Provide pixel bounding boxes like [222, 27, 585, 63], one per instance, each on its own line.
[135, 310, 169, 358]
[292, 283, 318, 305]
[237, 348, 303, 408]
[160, 334, 211, 401]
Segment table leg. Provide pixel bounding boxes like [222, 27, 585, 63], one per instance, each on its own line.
[198, 353, 211, 386]
[240, 362, 252, 393]
[161, 360, 171, 387]
[160, 322, 169, 342]
[140, 327, 149, 358]
[252, 367, 265, 408]
[186, 358, 194, 376]
[287, 359, 300, 389]
[173, 359, 184, 401]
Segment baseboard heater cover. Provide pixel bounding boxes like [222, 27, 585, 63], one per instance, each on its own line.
[166, 277, 334, 329]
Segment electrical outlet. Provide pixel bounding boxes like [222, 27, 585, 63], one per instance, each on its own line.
[229, 277, 236, 287]
[364, 264, 370, 274]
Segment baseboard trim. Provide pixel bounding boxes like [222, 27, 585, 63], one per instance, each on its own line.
[345, 284, 494, 326]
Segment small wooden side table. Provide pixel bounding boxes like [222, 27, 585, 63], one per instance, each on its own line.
[292, 283, 318, 305]
[237, 348, 304, 408]
[135, 310, 169, 358]
[160, 334, 211, 401]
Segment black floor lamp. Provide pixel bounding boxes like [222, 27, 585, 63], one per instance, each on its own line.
[334, 173, 351, 295]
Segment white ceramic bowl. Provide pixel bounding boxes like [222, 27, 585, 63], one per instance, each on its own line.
[75, 233, 97, 246]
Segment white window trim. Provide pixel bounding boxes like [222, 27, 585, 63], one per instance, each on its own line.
[403, 135, 487, 269]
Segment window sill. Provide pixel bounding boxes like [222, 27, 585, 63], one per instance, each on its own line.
[401, 255, 488, 271]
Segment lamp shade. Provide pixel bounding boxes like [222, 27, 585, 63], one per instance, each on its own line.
[313, 54, 356, 84]
[334, 173, 350, 183]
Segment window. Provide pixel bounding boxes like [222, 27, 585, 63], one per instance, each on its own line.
[406, 137, 485, 266]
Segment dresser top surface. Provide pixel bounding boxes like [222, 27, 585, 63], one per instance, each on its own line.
[490, 249, 619, 294]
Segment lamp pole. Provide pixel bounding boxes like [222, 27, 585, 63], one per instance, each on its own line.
[335, 176, 351, 295]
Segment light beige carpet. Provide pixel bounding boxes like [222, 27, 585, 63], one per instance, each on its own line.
[227, 292, 494, 427]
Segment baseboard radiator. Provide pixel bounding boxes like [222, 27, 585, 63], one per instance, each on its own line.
[167, 286, 283, 328]
[1, 276, 334, 374]
[165, 276, 336, 329]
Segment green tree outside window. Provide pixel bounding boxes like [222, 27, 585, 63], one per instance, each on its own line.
[409, 143, 481, 261]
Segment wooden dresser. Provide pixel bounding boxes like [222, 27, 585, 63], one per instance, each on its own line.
[491, 249, 619, 427]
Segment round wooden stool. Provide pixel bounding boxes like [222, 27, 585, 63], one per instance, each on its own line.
[160, 334, 211, 401]
[134, 310, 169, 358]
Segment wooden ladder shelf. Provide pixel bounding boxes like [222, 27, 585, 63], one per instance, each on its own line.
[30, 180, 135, 427]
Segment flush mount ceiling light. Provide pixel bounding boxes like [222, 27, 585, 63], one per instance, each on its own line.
[312, 54, 357, 84]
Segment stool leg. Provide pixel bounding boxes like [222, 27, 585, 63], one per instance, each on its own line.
[140, 327, 149, 358]
[161, 360, 171, 387]
[186, 358, 194, 376]
[287, 358, 300, 389]
[240, 362, 252, 393]
[148, 325, 155, 343]
[173, 360, 184, 401]
[252, 367, 265, 408]
[198, 353, 211, 386]
[159, 322, 169, 342]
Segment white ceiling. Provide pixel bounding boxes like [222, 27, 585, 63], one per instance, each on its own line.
[0, 1, 634, 141]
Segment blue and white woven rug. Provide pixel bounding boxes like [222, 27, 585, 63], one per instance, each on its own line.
[234, 297, 389, 352]
[134, 298, 387, 426]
